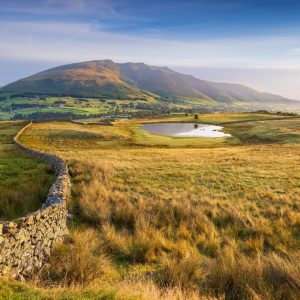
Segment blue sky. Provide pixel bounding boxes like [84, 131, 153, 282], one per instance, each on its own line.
[1, 0, 300, 99]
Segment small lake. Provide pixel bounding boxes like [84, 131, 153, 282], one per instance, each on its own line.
[141, 123, 231, 138]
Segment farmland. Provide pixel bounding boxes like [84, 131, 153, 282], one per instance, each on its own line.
[1, 91, 299, 122]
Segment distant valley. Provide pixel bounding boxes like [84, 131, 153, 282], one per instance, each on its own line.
[0, 60, 299, 120]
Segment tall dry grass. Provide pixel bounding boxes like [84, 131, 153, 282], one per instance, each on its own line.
[46, 157, 299, 299]
[40, 228, 114, 287]
[19, 120, 300, 299]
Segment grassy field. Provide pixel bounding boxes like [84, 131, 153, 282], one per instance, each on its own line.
[0, 122, 54, 220]
[0, 94, 168, 120]
[1, 112, 300, 299]
[118, 113, 300, 147]
[0, 94, 143, 120]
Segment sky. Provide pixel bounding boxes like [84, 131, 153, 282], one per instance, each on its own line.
[1, 0, 300, 99]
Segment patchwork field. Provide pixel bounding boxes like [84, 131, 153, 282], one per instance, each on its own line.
[1, 113, 300, 299]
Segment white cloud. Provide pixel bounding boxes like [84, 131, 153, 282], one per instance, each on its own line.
[1, 19, 300, 99]
[1, 20, 300, 70]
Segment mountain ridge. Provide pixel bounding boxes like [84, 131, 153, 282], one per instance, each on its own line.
[1, 60, 297, 105]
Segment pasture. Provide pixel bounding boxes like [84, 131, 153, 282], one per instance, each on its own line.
[0, 121, 54, 220]
[1, 112, 300, 299]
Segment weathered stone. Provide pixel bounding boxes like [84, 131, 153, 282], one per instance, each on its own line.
[35, 211, 41, 221]
[3, 222, 17, 235]
[15, 229, 28, 242]
[25, 215, 34, 225]
[0, 122, 70, 277]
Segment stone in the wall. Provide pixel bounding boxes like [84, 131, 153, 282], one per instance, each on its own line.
[0, 122, 70, 277]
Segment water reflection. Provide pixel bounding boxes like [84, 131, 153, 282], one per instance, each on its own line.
[141, 123, 231, 138]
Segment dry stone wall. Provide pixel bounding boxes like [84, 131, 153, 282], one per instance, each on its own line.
[0, 122, 70, 276]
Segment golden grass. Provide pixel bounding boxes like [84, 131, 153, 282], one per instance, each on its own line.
[8, 115, 300, 299]
[117, 112, 291, 126]
[40, 228, 114, 287]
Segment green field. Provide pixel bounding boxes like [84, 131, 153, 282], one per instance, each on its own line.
[1, 92, 299, 121]
[0, 122, 54, 220]
[1, 112, 300, 299]
[0, 93, 176, 121]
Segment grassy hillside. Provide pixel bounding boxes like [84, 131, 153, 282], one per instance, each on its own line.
[0, 61, 152, 99]
[1, 113, 299, 299]
[0, 122, 54, 220]
[1, 60, 298, 109]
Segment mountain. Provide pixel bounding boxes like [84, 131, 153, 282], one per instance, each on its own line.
[0, 60, 297, 105]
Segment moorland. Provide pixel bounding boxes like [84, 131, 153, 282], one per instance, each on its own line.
[0, 112, 300, 299]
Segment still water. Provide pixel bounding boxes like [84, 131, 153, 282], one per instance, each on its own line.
[141, 123, 231, 138]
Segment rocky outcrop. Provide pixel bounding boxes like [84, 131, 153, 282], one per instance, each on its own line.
[0, 122, 70, 276]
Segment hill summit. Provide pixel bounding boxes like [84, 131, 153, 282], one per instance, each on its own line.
[0, 60, 295, 105]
